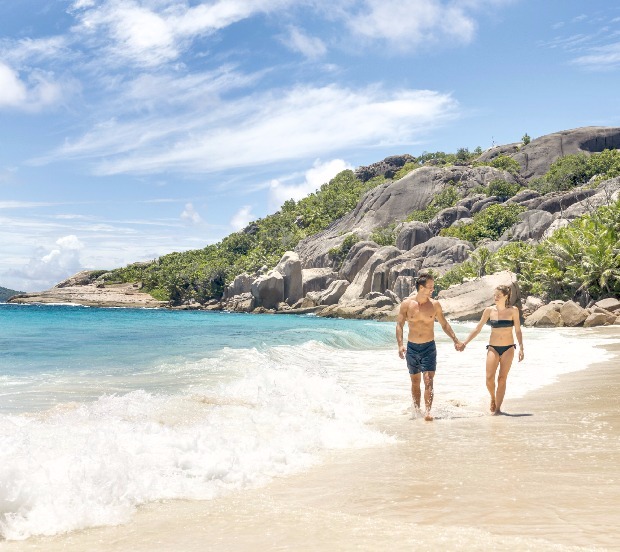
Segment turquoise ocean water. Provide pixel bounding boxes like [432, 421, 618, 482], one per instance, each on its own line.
[0, 303, 610, 541]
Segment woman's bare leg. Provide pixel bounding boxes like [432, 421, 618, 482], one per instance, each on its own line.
[486, 349, 500, 413]
[494, 347, 515, 414]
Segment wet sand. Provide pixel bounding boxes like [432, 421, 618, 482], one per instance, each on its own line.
[3, 328, 619, 551]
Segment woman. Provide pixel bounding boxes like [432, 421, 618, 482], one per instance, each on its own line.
[463, 285, 524, 415]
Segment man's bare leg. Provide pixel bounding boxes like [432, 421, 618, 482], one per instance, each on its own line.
[486, 349, 500, 413]
[410, 373, 422, 417]
[494, 348, 515, 414]
[423, 371, 434, 421]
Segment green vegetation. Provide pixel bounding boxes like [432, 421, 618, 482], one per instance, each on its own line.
[486, 179, 521, 199]
[369, 223, 398, 246]
[437, 199, 620, 301]
[328, 233, 361, 269]
[391, 147, 483, 180]
[532, 149, 620, 194]
[0, 286, 23, 302]
[405, 186, 460, 223]
[439, 203, 526, 245]
[474, 154, 521, 175]
[522, 133, 531, 145]
[103, 170, 385, 303]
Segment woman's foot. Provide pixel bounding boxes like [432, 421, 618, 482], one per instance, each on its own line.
[490, 399, 496, 413]
[424, 411, 434, 421]
[492, 409, 502, 416]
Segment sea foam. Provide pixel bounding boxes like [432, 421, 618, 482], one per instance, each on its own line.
[0, 346, 391, 540]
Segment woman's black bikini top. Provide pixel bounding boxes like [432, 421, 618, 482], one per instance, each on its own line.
[487, 318, 514, 328]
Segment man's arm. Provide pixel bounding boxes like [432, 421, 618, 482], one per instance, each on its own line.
[435, 301, 464, 351]
[396, 300, 408, 359]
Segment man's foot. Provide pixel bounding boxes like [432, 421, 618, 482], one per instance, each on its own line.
[490, 400, 496, 413]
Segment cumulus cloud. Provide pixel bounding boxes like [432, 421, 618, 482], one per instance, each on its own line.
[281, 26, 327, 59]
[230, 205, 255, 231]
[46, 83, 458, 174]
[269, 158, 352, 209]
[180, 202, 202, 224]
[4, 235, 85, 291]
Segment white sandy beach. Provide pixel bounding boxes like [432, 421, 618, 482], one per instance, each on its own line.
[2, 326, 618, 552]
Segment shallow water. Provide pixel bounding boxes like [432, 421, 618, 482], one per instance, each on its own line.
[0, 304, 613, 543]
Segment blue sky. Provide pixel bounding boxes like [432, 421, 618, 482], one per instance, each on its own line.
[1, 0, 619, 292]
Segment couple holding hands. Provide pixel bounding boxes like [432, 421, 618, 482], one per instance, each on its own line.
[396, 273, 525, 421]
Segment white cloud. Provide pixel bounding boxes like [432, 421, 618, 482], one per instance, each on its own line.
[281, 26, 327, 59]
[45, 83, 458, 174]
[0, 61, 66, 111]
[571, 42, 620, 70]
[4, 235, 85, 291]
[71, 0, 295, 67]
[180, 202, 202, 224]
[269, 158, 352, 209]
[230, 205, 255, 231]
[347, 0, 476, 50]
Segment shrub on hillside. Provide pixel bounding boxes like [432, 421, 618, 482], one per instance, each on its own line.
[439, 203, 526, 245]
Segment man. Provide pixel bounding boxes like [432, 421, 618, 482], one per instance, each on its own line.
[396, 273, 464, 421]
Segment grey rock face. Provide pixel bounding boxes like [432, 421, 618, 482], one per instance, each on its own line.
[524, 304, 562, 327]
[562, 178, 620, 219]
[594, 297, 620, 313]
[428, 206, 471, 234]
[506, 189, 541, 204]
[319, 279, 350, 305]
[501, 209, 554, 241]
[223, 272, 253, 301]
[301, 268, 338, 295]
[542, 218, 570, 239]
[584, 312, 616, 327]
[274, 251, 303, 305]
[470, 197, 499, 214]
[393, 275, 416, 299]
[355, 154, 416, 181]
[511, 127, 620, 180]
[339, 241, 380, 283]
[225, 292, 256, 313]
[372, 256, 422, 294]
[560, 300, 589, 327]
[339, 246, 402, 303]
[475, 143, 521, 163]
[536, 188, 596, 214]
[251, 271, 284, 309]
[437, 271, 520, 321]
[295, 165, 512, 268]
[395, 222, 432, 251]
[456, 194, 486, 210]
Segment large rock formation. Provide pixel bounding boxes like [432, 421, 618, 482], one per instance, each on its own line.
[295, 165, 515, 268]
[437, 271, 520, 321]
[9, 279, 167, 308]
[274, 251, 303, 305]
[511, 127, 620, 180]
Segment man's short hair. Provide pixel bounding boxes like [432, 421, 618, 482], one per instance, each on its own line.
[415, 273, 434, 291]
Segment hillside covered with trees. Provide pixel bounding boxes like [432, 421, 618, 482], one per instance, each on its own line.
[98, 139, 620, 306]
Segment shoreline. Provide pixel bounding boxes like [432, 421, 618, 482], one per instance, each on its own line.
[2, 327, 618, 551]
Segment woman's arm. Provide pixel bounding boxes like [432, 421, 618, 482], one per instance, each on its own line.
[513, 306, 524, 361]
[463, 307, 491, 348]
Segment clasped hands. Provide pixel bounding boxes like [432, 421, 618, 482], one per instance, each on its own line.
[454, 340, 466, 352]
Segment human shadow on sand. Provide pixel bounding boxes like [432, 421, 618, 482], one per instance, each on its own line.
[496, 412, 533, 417]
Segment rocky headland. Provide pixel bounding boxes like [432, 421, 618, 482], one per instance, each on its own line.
[9, 126, 620, 327]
